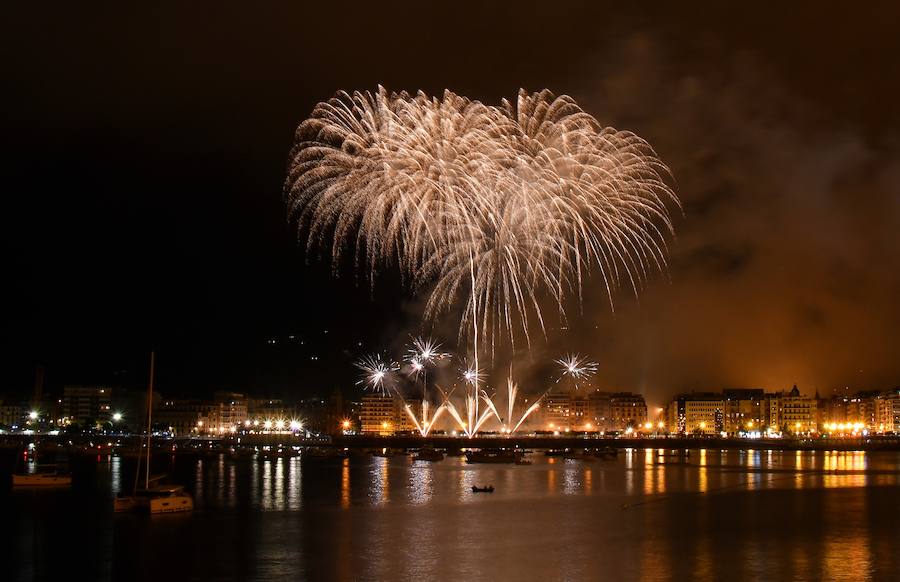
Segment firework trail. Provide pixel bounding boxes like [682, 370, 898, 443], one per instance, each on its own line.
[285, 86, 678, 355]
[404, 400, 447, 437]
[440, 386, 498, 437]
[503, 378, 544, 433]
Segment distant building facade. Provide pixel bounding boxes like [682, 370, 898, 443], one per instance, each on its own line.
[0, 405, 23, 428]
[63, 385, 112, 426]
[767, 385, 816, 434]
[608, 392, 648, 431]
[684, 395, 724, 435]
[360, 394, 398, 435]
[542, 392, 572, 430]
[723, 389, 764, 434]
[156, 399, 215, 435]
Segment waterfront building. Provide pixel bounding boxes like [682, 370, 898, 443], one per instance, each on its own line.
[0, 404, 23, 428]
[683, 394, 724, 435]
[360, 394, 397, 435]
[569, 395, 591, 430]
[723, 388, 764, 434]
[156, 399, 216, 435]
[768, 385, 817, 434]
[819, 393, 855, 426]
[873, 391, 900, 433]
[210, 392, 249, 433]
[542, 391, 572, 430]
[586, 390, 612, 430]
[892, 391, 900, 433]
[247, 398, 291, 422]
[855, 390, 881, 429]
[609, 392, 648, 431]
[62, 385, 112, 427]
[665, 395, 687, 434]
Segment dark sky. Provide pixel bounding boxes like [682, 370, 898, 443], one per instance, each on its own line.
[3, 2, 899, 406]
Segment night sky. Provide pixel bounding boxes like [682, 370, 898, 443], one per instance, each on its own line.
[3, 2, 899, 405]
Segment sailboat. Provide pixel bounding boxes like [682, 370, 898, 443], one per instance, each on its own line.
[114, 352, 193, 514]
[13, 442, 71, 487]
[12, 465, 72, 487]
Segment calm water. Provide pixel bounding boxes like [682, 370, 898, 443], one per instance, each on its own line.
[3, 448, 899, 581]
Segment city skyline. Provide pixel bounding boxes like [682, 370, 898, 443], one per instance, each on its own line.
[5, 3, 900, 404]
[3, 4, 899, 581]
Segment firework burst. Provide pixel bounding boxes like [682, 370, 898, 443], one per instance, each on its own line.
[407, 336, 450, 366]
[286, 86, 678, 355]
[355, 355, 397, 395]
[556, 353, 599, 382]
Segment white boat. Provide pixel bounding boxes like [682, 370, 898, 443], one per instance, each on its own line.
[114, 352, 193, 515]
[12, 472, 72, 487]
[116, 485, 194, 514]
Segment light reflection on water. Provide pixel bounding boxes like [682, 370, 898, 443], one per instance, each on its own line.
[110, 455, 121, 494]
[408, 463, 433, 505]
[698, 448, 708, 492]
[367, 456, 390, 506]
[4, 449, 899, 582]
[563, 460, 580, 495]
[340, 458, 350, 509]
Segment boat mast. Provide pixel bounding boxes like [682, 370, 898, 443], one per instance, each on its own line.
[145, 351, 155, 489]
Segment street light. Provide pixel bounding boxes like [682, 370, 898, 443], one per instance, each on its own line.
[28, 411, 38, 420]
[112, 412, 123, 422]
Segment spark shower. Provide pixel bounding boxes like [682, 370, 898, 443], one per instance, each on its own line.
[285, 87, 678, 435]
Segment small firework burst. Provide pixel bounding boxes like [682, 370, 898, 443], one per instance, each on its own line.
[407, 336, 450, 366]
[556, 353, 599, 383]
[355, 355, 398, 395]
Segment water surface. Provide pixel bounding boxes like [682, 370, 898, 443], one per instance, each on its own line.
[4, 449, 899, 581]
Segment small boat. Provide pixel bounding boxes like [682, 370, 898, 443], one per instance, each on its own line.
[413, 448, 444, 462]
[471, 485, 494, 493]
[544, 448, 569, 457]
[465, 450, 521, 464]
[115, 485, 194, 514]
[592, 447, 618, 459]
[305, 447, 347, 458]
[515, 457, 532, 465]
[564, 449, 597, 462]
[12, 471, 72, 487]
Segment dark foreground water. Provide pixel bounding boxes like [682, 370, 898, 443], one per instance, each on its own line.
[3, 448, 899, 581]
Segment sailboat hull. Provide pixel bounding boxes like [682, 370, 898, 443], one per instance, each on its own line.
[148, 494, 194, 514]
[13, 474, 72, 487]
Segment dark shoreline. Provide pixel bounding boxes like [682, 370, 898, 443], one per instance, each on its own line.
[328, 434, 900, 452]
[4, 433, 899, 452]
